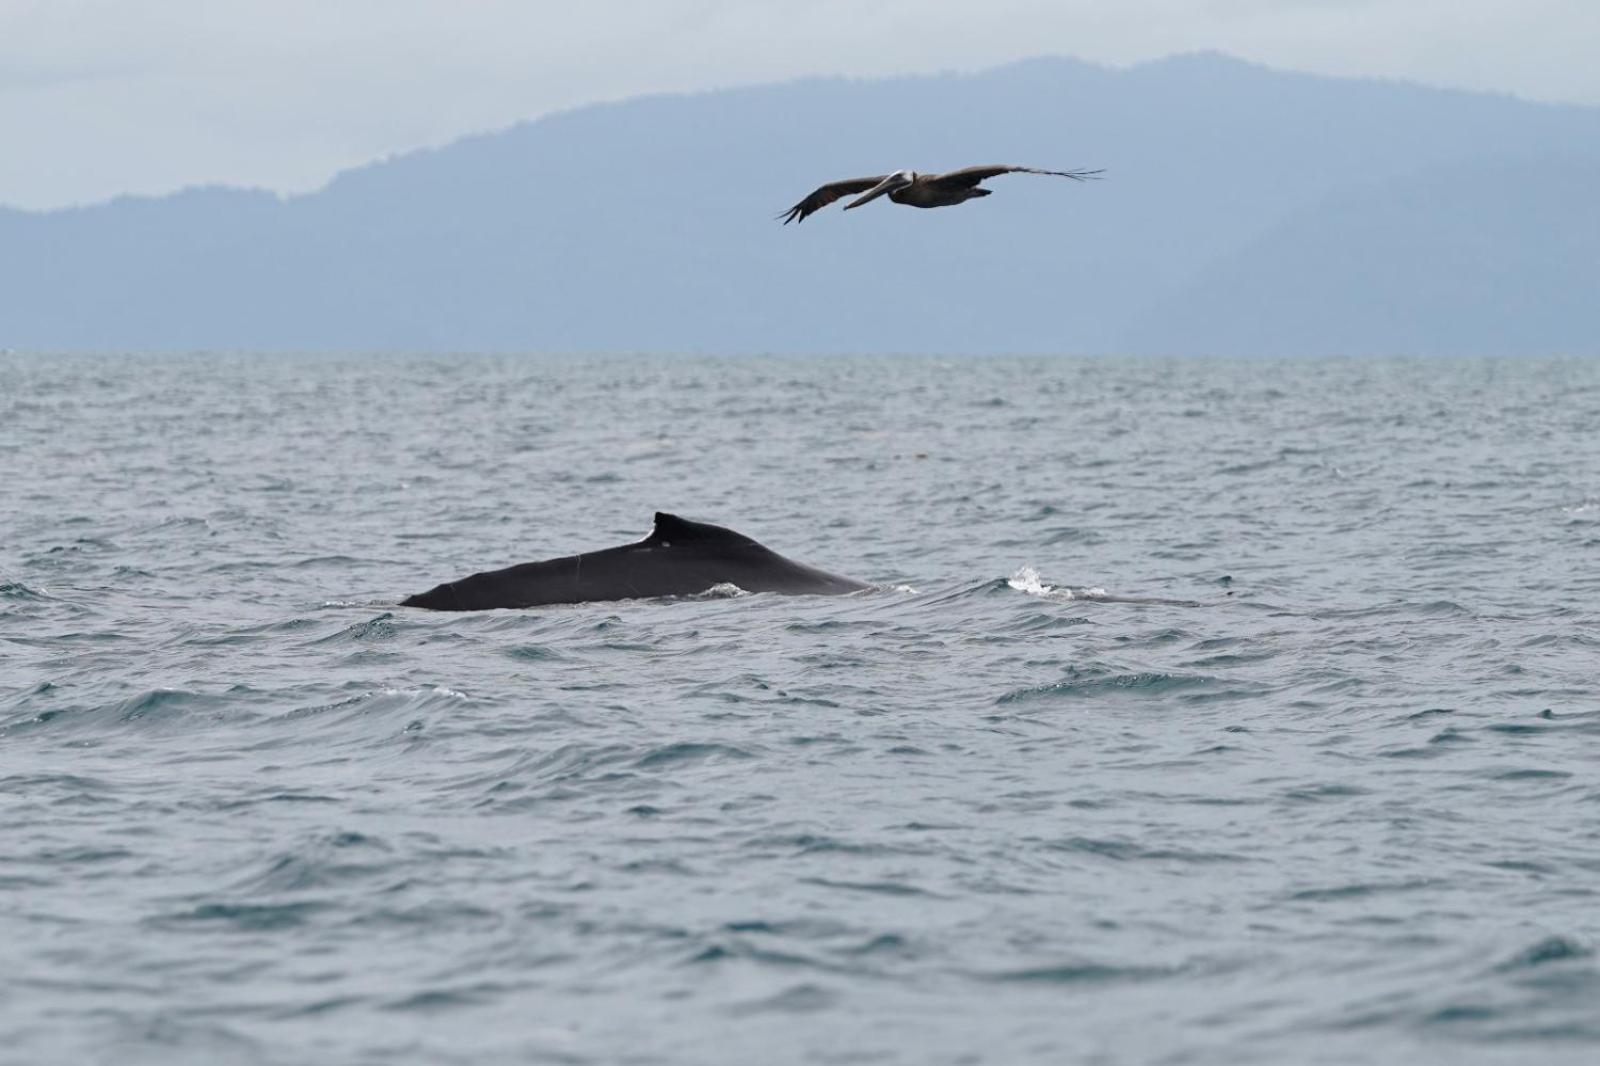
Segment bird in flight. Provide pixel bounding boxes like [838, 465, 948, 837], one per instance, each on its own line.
[779, 164, 1103, 225]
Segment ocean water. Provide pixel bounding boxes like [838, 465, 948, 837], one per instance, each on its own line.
[2, 352, 1599, 1065]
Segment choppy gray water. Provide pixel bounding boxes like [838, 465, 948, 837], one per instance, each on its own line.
[3, 353, 1599, 1065]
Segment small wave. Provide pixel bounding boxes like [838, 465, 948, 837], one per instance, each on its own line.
[462, 743, 636, 801]
[799, 876, 938, 897]
[911, 578, 1007, 605]
[1046, 835, 1249, 864]
[381, 683, 468, 702]
[1286, 878, 1439, 903]
[726, 983, 839, 1016]
[0, 772, 110, 796]
[382, 984, 518, 1013]
[504, 643, 564, 662]
[1008, 566, 1104, 601]
[745, 833, 915, 858]
[311, 613, 399, 644]
[784, 619, 868, 633]
[7, 688, 213, 734]
[1007, 567, 1201, 606]
[1284, 783, 1369, 803]
[686, 940, 845, 974]
[1493, 768, 1573, 782]
[156, 901, 329, 932]
[996, 611, 1092, 635]
[0, 581, 51, 602]
[996, 671, 1221, 704]
[1496, 935, 1593, 972]
[232, 831, 394, 893]
[272, 685, 469, 729]
[116, 688, 210, 721]
[633, 741, 757, 769]
[292, 555, 369, 569]
[976, 960, 1181, 984]
[348, 901, 500, 932]
[214, 791, 340, 811]
[842, 933, 916, 959]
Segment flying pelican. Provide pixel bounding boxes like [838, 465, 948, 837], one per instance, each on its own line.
[779, 164, 1103, 225]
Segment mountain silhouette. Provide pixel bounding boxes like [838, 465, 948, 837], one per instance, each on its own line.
[3, 53, 1596, 355]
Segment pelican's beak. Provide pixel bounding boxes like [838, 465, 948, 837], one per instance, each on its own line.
[844, 173, 911, 210]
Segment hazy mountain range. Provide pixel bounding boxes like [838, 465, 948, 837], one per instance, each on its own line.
[4, 53, 1597, 356]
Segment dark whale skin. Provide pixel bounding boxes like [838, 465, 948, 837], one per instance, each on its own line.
[400, 513, 868, 611]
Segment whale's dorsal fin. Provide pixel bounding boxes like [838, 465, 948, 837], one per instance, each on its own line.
[646, 512, 758, 547]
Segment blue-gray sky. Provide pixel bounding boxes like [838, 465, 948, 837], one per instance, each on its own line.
[4, 0, 1597, 210]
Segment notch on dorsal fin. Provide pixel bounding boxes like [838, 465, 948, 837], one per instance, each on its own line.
[645, 512, 758, 546]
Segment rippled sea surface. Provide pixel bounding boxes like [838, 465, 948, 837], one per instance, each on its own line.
[3, 353, 1600, 1065]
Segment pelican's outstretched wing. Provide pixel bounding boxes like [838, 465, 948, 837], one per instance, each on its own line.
[779, 175, 891, 224]
[929, 165, 1104, 190]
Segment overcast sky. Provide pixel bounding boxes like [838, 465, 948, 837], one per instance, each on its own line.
[3, 0, 1597, 210]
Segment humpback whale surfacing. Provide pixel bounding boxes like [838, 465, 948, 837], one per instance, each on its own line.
[400, 513, 869, 611]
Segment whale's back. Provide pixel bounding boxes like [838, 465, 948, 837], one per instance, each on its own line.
[401, 513, 867, 611]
